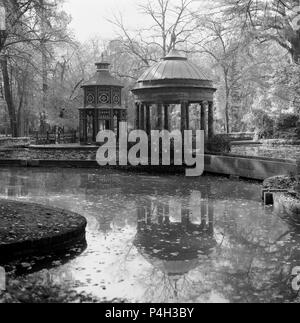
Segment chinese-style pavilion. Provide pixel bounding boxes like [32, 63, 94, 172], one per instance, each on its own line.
[79, 57, 127, 144]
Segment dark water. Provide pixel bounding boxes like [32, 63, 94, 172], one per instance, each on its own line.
[0, 167, 299, 303]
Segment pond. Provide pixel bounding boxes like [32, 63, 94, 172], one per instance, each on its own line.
[0, 167, 299, 303]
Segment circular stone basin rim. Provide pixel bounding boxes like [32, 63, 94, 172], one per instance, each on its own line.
[0, 199, 87, 263]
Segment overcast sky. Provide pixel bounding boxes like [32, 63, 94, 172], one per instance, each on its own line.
[62, 0, 212, 43]
[62, 0, 148, 42]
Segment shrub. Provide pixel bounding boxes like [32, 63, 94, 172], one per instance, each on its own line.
[205, 135, 231, 153]
[263, 175, 297, 190]
[275, 114, 299, 132]
[244, 110, 274, 139]
[255, 128, 273, 140]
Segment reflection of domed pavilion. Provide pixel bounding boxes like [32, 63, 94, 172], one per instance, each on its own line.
[132, 49, 216, 138]
[134, 197, 216, 278]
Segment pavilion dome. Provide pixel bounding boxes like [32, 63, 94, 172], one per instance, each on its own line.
[137, 49, 213, 85]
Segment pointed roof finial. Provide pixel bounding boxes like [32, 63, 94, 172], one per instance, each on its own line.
[96, 51, 110, 71]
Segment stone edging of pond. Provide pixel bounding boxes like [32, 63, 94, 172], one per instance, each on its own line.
[263, 175, 300, 223]
[0, 199, 87, 263]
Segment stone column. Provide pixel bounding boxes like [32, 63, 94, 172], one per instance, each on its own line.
[164, 104, 169, 131]
[116, 114, 120, 140]
[157, 103, 163, 130]
[146, 104, 151, 136]
[200, 101, 207, 137]
[140, 104, 145, 131]
[135, 102, 140, 130]
[208, 101, 214, 139]
[181, 101, 188, 134]
[185, 103, 190, 130]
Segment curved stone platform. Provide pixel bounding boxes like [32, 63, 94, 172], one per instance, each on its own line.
[0, 199, 87, 263]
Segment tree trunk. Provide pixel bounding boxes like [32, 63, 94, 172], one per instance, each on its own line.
[224, 69, 231, 134]
[40, 0, 48, 112]
[0, 56, 19, 137]
[17, 94, 25, 137]
[42, 42, 48, 111]
[225, 101, 230, 134]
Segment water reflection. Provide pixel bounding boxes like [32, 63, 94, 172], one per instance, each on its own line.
[0, 168, 300, 303]
[135, 198, 215, 272]
[134, 197, 217, 300]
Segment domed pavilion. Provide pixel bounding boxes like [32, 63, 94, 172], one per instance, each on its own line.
[132, 49, 216, 138]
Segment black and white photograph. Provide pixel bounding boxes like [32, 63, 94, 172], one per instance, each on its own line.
[0, 0, 300, 307]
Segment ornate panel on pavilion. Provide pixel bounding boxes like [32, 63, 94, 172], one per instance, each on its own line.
[85, 87, 96, 106]
[97, 87, 111, 105]
[112, 88, 121, 105]
[98, 109, 111, 120]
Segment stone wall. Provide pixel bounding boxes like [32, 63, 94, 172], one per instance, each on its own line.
[217, 132, 255, 142]
[0, 137, 31, 148]
[0, 146, 98, 161]
[231, 144, 300, 160]
[0, 145, 297, 181]
[205, 154, 296, 180]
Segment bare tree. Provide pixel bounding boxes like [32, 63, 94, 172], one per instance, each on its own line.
[108, 0, 200, 71]
[194, 17, 244, 133]
[0, 0, 72, 136]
